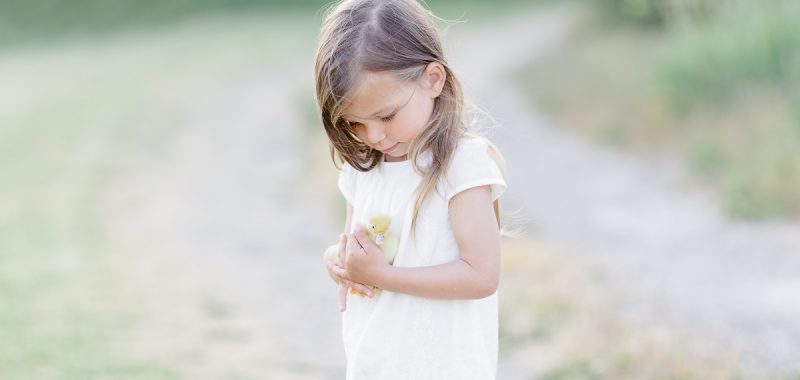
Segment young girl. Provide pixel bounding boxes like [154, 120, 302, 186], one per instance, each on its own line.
[315, 0, 507, 378]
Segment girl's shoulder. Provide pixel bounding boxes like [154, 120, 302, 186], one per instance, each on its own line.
[442, 133, 507, 202]
[450, 134, 505, 175]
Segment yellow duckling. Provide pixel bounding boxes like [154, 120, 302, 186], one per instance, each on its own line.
[361, 213, 399, 264]
[350, 213, 399, 298]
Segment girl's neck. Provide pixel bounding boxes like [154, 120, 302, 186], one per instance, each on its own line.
[384, 154, 408, 162]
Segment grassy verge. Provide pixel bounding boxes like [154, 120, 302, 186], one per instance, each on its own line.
[514, 2, 800, 220]
[0, 0, 551, 49]
[498, 238, 798, 379]
[0, 12, 316, 378]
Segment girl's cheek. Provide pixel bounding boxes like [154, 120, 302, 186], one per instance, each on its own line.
[353, 128, 369, 145]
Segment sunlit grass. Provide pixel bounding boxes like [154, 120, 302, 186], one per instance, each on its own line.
[497, 237, 786, 379]
[0, 12, 316, 378]
[0, 0, 551, 48]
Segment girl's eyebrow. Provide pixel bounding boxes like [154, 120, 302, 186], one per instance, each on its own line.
[370, 105, 397, 117]
[344, 85, 416, 120]
[344, 104, 397, 120]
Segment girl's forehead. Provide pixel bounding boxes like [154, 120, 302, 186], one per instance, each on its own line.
[343, 72, 412, 119]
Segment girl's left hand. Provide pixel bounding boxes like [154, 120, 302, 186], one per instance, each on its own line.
[341, 226, 390, 286]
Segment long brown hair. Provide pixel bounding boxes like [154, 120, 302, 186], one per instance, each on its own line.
[314, 0, 505, 235]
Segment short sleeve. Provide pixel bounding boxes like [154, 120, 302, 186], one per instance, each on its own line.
[442, 137, 507, 202]
[337, 162, 356, 204]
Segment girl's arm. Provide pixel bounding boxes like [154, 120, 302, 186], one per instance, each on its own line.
[341, 185, 500, 299]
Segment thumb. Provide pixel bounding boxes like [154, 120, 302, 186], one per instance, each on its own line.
[353, 228, 374, 254]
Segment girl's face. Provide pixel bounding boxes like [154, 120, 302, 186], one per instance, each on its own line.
[341, 63, 445, 162]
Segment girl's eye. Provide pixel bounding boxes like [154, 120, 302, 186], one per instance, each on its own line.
[380, 113, 396, 122]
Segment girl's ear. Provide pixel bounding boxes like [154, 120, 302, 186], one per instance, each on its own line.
[422, 61, 446, 98]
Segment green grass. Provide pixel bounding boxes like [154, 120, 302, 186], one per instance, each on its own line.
[0, 0, 550, 48]
[654, 2, 800, 114]
[0, 0, 324, 46]
[0, 11, 317, 378]
[515, 2, 800, 219]
[652, 1, 800, 217]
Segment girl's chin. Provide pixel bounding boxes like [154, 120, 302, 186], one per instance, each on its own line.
[371, 141, 409, 161]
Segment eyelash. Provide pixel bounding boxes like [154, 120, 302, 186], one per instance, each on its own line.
[344, 112, 396, 128]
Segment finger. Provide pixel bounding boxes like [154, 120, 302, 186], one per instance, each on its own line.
[325, 262, 340, 284]
[347, 233, 364, 255]
[337, 234, 347, 262]
[353, 284, 375, 298]
[338, 284, 348, 312]
[330, 262, 347, 283]
[344, 280, 375, 298]
[353, 229, 372, 254]
[325, 257, 336, 271]
[331, 263, 348, 278]
[324, 254, 341, 279]
[327, 258, 342, 274]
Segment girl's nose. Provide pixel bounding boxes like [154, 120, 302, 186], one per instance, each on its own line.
[365, 123, 386, 144]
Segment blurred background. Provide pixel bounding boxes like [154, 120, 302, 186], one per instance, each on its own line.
[1, 0, 799, 379]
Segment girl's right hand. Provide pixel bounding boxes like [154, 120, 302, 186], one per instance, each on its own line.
[325, 234, 374, 311]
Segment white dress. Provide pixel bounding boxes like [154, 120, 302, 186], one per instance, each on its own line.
[337, 135, 507, 380]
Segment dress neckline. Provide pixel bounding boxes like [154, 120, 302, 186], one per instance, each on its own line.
[379, 154, 412, 174]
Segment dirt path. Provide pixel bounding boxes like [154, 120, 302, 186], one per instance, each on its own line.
[447, 5, 800, 373]
[109, 51, 346, 378]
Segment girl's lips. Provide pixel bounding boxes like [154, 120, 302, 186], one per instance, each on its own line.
[382, 143, 399, 153]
